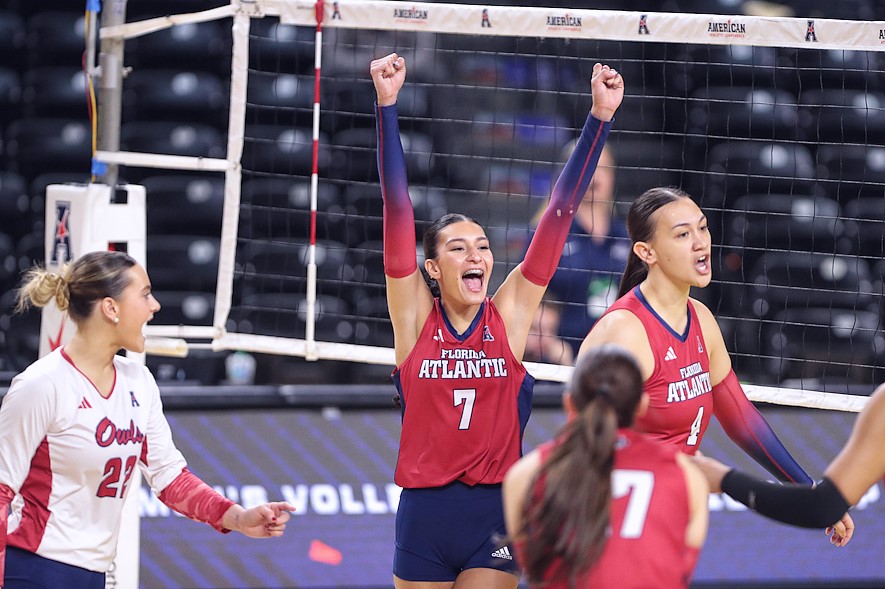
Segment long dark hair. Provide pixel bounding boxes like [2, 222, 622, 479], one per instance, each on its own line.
[421, 212, 480, 298]
[520, 345, 644, 587]
[617, 186, 692, 298]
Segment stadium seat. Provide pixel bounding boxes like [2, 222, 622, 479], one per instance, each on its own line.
[0, 289, 40, 372]
[152, 290, 214, 326]
[815, 144, 885, 201]
[351, 295, 394, 348]
[22, 67, 88, 119]
[147, 235, 220, 292]
[121, 121, 225, 159]
[345, 239, 387, 303]
[0, 233, 18, 295]
[124, 69, 228, 129]
[141, 174, 224, 236]
[5, 118, 92, 179]
[791, 47, 881, 92]
[0, 12, 26, 71]
[843, 198, 885, 261]
[25, 12, 86, 69]
[127, 20, 230, 75]
[0, 172, 31, 237]
[688, 86, 799, 142]
[0, 68, 22, 127]
[330, 127, 433, 184]
[248, 18, 315, 75]
[798, 89, 885, 144]
[241, 124, 330, 177]
[607, 136, 686, 204]
[702, 140, 818, 207]
[240, 177, 345, 242]
[744, 251, 876, 321]
[673, 44, 789, 96]
[239, 238, 349, 298]
[235, 292, 353, 343]
[761, 307, 880, 383]
[146, 349, 227, 386]
[722, 194, 851, 274]
[246, 72, 314, 127]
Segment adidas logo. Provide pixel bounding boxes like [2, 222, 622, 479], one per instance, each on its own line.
[664, 346, 677, 361]
[78, 397, 92, 409]
[491, 546, 513, 560]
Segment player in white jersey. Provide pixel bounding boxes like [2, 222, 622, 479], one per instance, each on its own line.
[0, 251, 295, 589]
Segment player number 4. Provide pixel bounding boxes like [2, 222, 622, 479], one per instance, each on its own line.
[687, 406, 704, 446]
[453, 388, 476, 430]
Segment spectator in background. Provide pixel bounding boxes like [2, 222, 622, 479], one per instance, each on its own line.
[523, 297, 574, 366]
[524, 143, 629, 357]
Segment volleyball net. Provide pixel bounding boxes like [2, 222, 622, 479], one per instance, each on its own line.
[97, 1, 885, 412]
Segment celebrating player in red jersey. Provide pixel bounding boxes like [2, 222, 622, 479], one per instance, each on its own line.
[503, 345, 709, 589]
[371, 52, 623, 589]
[577, 186, 854, 544]
[692, 383, 885, 547]
[0, 251, 294, 589]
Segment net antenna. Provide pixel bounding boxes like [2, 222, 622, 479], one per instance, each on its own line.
[97, 0, 885, 413]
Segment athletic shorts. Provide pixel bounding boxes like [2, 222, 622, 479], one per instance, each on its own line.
[393, 481, 519, 582]
[5, 547, 105, 589]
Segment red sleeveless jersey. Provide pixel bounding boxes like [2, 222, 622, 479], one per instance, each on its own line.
[526, 430, 698, 589]
[393, 298, 534, 488]
[601, 287, 713, 454]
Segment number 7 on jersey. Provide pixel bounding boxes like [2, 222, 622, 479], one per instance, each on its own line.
[453, 388, 476, 430]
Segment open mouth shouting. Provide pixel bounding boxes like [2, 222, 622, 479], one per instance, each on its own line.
[462, 268, 485, 293]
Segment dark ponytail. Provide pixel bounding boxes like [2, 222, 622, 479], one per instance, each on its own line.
[617, 186, 692, 298]
[519, 345, 644, 586]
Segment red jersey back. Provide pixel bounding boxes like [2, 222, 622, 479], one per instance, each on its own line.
[528, 429, 698, 589]
[602, 287, 713, 454]
[393, 299, 534, 488]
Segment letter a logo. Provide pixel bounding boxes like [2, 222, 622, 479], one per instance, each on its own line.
[806, 20, 817, 42]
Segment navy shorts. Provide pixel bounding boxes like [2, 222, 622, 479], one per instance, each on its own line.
[394, 481, 518, 582]
[5, 546, 105, 589]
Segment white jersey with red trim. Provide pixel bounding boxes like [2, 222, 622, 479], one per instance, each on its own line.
[0, 347, 187, 573]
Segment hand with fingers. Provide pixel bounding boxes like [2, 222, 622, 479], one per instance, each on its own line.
[226, 501, 296, 539]
[589, 62, 625, 122]
[370, 52, 407, 107]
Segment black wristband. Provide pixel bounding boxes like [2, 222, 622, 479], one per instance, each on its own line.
[722, 470, 850, 528]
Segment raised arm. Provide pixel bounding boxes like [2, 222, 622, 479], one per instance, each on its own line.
[495, 63, 624, 358]
[371, 53, 433, 363]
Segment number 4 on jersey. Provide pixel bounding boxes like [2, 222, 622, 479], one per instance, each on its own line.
[687, 406, 704, 446]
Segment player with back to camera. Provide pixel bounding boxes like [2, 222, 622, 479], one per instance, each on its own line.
[0, 251, 295, 589]
[690, 383, 885, 546]
[503, 344, 709, 588]
[371, 52, 623, 589]
[577, 186, 854, 544]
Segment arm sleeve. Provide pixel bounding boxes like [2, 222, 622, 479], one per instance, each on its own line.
[157, 468, 236, 533]
[713, 370, 812, 484]
[376, 102, 418, 278]
[0, 483, 14, 587]
[721, 471, 850, 528]
[521, 114, 612, 286]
